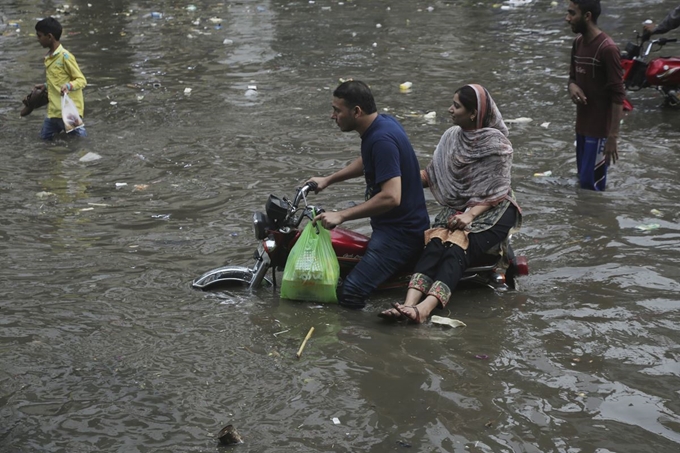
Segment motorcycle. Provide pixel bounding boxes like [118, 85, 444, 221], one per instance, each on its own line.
[621, 33, 680, 108]
[193, 182, 529, 295]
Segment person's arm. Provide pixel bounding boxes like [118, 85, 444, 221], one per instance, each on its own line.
[307, 157, 364, 192]
[61, 53, 87, 94]
[420, 169, 429, 188]
[449, 204, 493, 230]
[603, 44, 626, 165]
[568, 38, 587, 105]
[314, 176, 401, 229]
[651, 6, 680, 36]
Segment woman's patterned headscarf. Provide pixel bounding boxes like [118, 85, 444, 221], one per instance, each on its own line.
[425, 85, 513, 210]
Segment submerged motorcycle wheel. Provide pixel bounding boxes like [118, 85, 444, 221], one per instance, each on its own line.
[192, 265, 272, 290]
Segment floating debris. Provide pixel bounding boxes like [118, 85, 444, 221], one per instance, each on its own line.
[505, 117, 533, 124]
[533, 170, 552, 177]
[430, 315, 466, 328]
[332, 417, 341, 425]
[399, 81, 412, 92]
[635, 223, 660, 231]
[217, 425, 243, 445]
[79, 151, 102, 162]
[650, 209, 663, 217]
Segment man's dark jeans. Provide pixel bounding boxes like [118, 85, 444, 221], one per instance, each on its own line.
[338, 228, 424, 309]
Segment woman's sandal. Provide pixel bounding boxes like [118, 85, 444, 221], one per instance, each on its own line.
[392, 302, 422, 324]
[378, 307, 405, 321]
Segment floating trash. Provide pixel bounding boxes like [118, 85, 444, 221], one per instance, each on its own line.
[217, 425, 243, 446]
[635, 223, 660, 231]
[150, 12, 163, 19]
[184, 87, 192, 94]
[399, 81, 412, 92]
[533, 170, 552, 177]
[79, 151, 102, 162]
[650, 209, 663, 217]
[332, 417, 341, 425]
[430, 315, 466, 328]
[423, 111, 436, 120]
[186, 5, 197, 12]
[505, 117, 533, 124]
[115, 182, 128, 188]
[540, 122, 550, 128]
[223, 38, 234, 45]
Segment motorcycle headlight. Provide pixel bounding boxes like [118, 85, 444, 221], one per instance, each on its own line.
[252, 211, 269, 240]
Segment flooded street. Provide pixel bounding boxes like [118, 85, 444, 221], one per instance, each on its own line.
[1, 0, 680, 451]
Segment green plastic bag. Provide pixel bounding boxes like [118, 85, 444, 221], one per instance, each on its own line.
[280, 219, 340, 303]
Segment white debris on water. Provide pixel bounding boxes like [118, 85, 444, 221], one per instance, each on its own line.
[79, 152, 102, 162]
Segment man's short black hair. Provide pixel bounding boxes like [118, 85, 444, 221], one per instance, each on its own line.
[573, 0, 601, 24]
[35, 17, 63, 40]
[333, 80, 377, 114]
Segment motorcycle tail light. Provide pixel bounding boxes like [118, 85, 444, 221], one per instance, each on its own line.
[252, 211, 269, 240]
[514, 255, 529, 276]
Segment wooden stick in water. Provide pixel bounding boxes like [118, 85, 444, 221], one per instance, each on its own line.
[296, 327, 315, 359]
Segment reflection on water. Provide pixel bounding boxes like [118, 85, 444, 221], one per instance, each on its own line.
[1, 0, 680, 451]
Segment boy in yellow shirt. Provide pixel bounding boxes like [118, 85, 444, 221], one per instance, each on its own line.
[34, 17, 87, 140]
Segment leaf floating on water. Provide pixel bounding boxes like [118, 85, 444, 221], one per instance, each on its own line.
[430, 315, 466, 328]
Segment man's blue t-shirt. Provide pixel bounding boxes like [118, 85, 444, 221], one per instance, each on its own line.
[360, 114, 429, 238]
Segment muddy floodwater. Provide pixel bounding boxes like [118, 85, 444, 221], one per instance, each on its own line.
[1, 1, 680, 452]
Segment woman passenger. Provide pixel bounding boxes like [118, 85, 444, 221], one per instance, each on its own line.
[381, 84, 522, 323]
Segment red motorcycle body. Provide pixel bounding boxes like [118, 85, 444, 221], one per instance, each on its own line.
[621, 37, 680, 107]
[646, 57, 680, 85]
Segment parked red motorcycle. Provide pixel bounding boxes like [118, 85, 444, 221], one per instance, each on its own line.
[193, 183, 529, 294]
[621, 34, 680, 108]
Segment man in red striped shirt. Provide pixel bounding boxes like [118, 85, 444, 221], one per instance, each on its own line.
[566, 0, 625, 191]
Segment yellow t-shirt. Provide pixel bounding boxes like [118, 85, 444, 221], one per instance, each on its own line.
[44, 44, 87, 118]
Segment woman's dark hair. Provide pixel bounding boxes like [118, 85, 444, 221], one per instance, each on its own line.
[454, 86, 478, 114]
[333, 80, 377, 114]
[455, 85, 495, 128]
[572, 0, 601, 24]
[35, 17, 62, 40]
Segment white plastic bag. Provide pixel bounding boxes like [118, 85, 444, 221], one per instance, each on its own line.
[61, 93, 84, 133]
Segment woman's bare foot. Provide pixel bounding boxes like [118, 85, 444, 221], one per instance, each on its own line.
[378, 306, 404, 321]
[392, 303, 423, 324]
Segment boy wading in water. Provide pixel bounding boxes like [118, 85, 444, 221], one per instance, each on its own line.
[34, 17, 87, 140]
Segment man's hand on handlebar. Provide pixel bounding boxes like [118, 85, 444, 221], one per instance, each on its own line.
[313, 211, 344, 230]
[304, 176, 329, 193]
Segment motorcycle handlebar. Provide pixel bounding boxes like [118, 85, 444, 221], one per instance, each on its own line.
[291, 181, 318, 211]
